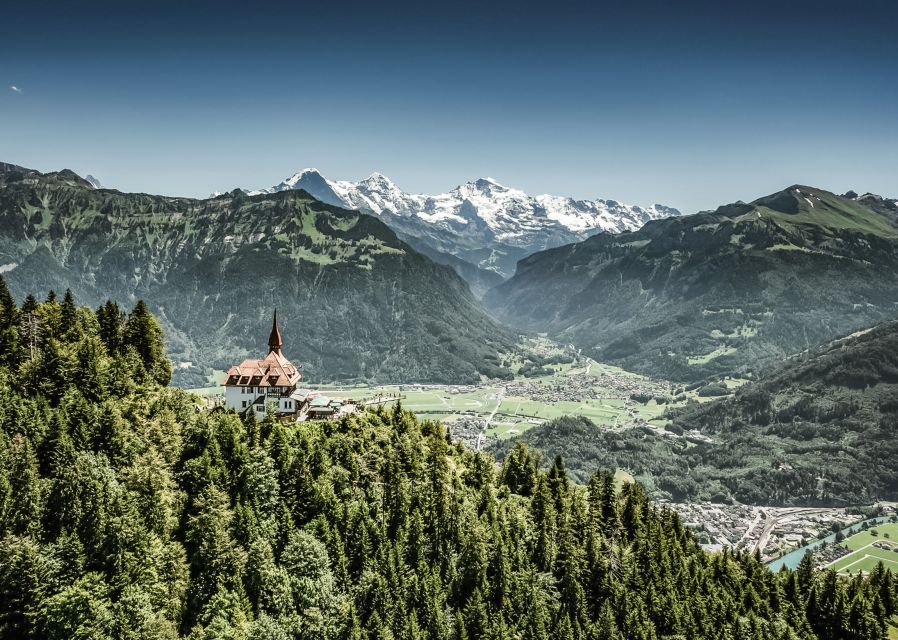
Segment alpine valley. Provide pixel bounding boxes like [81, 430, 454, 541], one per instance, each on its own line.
[3, 159, 898, 639]
[9, 3, 898, 639]
[493, 319, 898, 505]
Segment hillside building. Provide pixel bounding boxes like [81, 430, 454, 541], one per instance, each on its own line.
[224, 311, 308, 419]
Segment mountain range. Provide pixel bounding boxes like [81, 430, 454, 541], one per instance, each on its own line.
[242, 169, 681, 287]
[5, 159, 898, 397]
[485, 185, 898, 383]
[0, 164, 514, 386]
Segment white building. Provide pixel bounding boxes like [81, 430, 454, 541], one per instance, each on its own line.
[223, 311, 307, 419]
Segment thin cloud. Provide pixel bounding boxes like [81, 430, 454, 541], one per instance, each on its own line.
[9, 86, 22, 93]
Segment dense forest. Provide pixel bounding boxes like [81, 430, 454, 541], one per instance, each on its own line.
[0, 280, 895, 639]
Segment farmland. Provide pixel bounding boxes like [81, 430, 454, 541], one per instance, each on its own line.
[826, 522, 898, 575]
[188, 351, 694, 451]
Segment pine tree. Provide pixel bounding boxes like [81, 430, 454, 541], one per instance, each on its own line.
[3, 434, 43, 539]
[0, 276, 18, 369]
[124, 300, 173, 386]
[96, 300, 124, 355]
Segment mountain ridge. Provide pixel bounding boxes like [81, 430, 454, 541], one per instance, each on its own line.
[486, 184, 898, 383]
[493, 318, 898, 505]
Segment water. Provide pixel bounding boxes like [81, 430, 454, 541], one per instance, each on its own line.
[766, 515, 892, 572]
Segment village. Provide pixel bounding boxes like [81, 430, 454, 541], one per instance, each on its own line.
[667, 501, 898, 563]
[210, 313, 684, 440]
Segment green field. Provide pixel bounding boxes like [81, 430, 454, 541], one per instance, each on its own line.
[826, 523, 898, 575]
[188, 356, 683, 442]
[187, 370, 228, 397]
[687, 346, 737, 365]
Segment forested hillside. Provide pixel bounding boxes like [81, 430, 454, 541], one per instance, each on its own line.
[0, 285, 895, 639]
[0, 164, 513, 386]
[494, 321, 898, 506]
[485, 186, 898, 383]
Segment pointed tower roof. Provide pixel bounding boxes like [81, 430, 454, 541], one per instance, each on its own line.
[268, 310, 283, 355]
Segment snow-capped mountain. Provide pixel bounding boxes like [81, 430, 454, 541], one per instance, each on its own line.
[85, 174, 102, 189]
[245, 169, 681, 282]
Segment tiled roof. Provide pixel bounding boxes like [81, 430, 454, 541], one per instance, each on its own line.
[225, 349, 301, 387]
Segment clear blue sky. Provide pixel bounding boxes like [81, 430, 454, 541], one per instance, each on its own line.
[2, 0, 897, 212]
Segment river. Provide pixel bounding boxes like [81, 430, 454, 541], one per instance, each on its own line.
[766, 515, 892, 572]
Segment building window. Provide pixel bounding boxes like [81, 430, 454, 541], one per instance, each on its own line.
[241, 401, 247, 408]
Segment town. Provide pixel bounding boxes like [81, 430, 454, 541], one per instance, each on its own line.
[668, 501, 898, 564]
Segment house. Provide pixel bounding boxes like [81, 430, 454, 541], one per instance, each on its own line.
[223, 311, 307, 419]
[306, 395, 345, 419]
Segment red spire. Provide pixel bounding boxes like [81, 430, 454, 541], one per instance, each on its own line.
[268, 309, 283, 355]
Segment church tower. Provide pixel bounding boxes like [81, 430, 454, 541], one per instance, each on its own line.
[268, 309, 283, 355]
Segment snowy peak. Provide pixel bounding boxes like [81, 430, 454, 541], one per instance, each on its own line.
[362, 172, 395, 188]
[283, 168, 325, 188]
[253, 168, 344, 207]
[471, 177, 507, 191]
[245, 169, 681, 276]
[250, 170, 680, 238]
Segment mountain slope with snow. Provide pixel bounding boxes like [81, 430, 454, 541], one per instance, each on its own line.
[248, 170, 681, 279]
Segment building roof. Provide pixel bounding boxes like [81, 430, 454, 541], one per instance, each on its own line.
[224, 310, 302, 388]
[225, 349, 302, 387]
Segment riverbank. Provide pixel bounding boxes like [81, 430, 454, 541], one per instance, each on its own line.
[767, 515, 893, 572]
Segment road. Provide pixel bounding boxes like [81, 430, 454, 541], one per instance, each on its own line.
[752, 507, 835, 555]
[477, 388, 505, 451]
[735, 509, 763, 549]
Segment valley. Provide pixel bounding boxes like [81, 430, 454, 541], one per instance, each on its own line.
[190, 341, 682, 451]
[7, 2, 898, 637]
[485, 185, 898, 383]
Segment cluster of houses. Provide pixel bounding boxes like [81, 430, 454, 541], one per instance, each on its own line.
[223, 312, 354, 421]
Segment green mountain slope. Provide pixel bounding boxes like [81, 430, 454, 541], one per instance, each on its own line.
[485, 185, 898, 382]
[0, 289, 891, 640]
[494, 320, 898, 505]
[0, 165, 513, 385]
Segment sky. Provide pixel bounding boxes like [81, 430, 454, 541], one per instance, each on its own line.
[2, 0, 897, 213]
